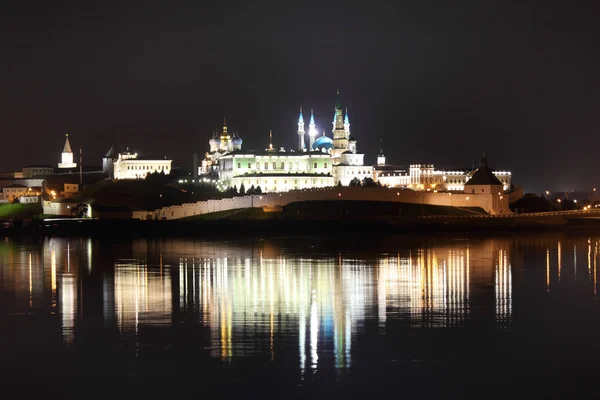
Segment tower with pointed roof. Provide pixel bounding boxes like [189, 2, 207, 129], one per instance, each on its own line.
[331, 89, 352, 162]
[308, 109, 317, 150]
[58, 134, 77, 169]
[377, 138, 385, 166]
[297, 107, 305, 151]
[464, 153, 504, 194]
[102, 144, 116, 177]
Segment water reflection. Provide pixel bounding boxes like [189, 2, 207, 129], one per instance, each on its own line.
[1, 235, 600, 369]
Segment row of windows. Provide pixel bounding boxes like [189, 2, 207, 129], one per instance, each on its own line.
[350, 170, 370, 175]
[237, 162, 328, 170]
[126, 165, 169, 171]
[239, 179, 329, 186]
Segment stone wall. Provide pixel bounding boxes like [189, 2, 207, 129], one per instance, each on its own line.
[132, 187, 510, 220]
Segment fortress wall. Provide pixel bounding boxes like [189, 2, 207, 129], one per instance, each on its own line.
[134, 187, 509, 220]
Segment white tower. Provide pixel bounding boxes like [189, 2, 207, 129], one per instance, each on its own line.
[297, 107, 305, 151]
[58, 134, 77, 169]
[308, 109, 317, 151]
[377, 138, 386, 165]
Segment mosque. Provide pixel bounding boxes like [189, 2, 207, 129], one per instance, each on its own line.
[201, 91, 513, 193]
[203, 90, 372, 192]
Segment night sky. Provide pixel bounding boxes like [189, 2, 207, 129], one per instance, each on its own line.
[2, 1, 599, 193]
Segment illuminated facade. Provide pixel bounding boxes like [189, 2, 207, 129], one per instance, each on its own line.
[202, 91, 368, 192]
[200, 92, 512, 193]
[374, 162, 512, 192]
[57, 134, 77, 169]
[111, 149, 172, 180]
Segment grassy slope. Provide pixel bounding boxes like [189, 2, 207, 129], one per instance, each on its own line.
[180, 200, 486, 221]
[0, 203, 43, 219]
[282, 200, 487, 219]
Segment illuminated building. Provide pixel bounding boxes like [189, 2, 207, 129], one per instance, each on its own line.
[201, 91, 512, 193]
[202, 90, 371, 191]
[111, 148, 172, 180]
[375, 160, 511, 192]
[57, 134, 77, 169]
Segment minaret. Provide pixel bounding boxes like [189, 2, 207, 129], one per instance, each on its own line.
[377, 138, 386, 166]
[344, 108, 350, 135]
[58, 133, 77, 169]
[297, 107, 305, 151]
[308, 109, 317, 150]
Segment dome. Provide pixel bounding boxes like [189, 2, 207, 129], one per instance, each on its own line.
[232, 136, 243, 146]
[209, 136, 221, 147]
[312, 135, 333, 151]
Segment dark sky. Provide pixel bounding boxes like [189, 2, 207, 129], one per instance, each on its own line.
[2, 0, 599, 193]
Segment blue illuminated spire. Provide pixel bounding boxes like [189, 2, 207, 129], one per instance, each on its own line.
[309, 109, 315, 125]
[344, 108, 349, 124]
[298, 106, 304, 123]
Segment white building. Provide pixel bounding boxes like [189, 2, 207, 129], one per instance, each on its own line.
[201, 90, 513, 194]
[208, 90, 369, 192]
[375, 162, 511, 192]
[112, 149, 172, 180]
[58, 134, 77, 169]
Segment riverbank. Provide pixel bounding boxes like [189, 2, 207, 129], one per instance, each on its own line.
[3, 214, 600, 238]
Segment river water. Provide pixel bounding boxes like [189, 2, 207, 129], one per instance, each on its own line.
[0, 234, 598, 398]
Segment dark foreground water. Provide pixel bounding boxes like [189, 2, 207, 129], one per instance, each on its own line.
[1, 233, 599, 398]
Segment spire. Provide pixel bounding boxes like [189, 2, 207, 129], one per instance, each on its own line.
[268, 129, 274, 151]
[222, 117, 228, 135]
[309, 108, 315, 125]
[63, 134, 72, 153]
[298, 106, 304, 123]
[344, 108, 349, 124]
[479, 152, 488, 168]
[335, 89, 341, 109]
[379, 138, 383, 155]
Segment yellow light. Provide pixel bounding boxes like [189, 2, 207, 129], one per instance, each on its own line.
[557, 199, 561, 203]
[466, 196, 469, 200]
[546, 191, 549, 195]
[500, 196, 503, 199]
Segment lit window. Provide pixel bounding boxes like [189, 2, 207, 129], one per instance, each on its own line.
[248, 162, 251, 168]
[237, 162, 241, 169]
[273, 162, 276, 169]
[265, 162, 269, 169]
[281, 162, 285, 169]
[314, 162, 317, 168]
[324, 162, 328, 168]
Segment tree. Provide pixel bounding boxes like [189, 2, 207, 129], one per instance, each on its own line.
[255, 186, 263, 194]
[337, 181, 343, 187]
[362, 177, 378, 187]
[349, 177, 361, 187]
[71, 203, 89, 218]
[247, 185, 256, 195]
[226, 185, 238, 196]
[239, 183, 246, 195]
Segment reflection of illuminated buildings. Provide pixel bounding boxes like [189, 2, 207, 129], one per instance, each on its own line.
[495, 250, 512, 330]
[177, 254, 373, 369]
[377, 248, 470, 328]
[112, 262, 172, 333]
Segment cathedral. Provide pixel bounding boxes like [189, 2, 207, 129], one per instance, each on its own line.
[202, 90, 371, 192]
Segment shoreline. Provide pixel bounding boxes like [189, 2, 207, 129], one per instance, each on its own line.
[3, 215, 600, 238]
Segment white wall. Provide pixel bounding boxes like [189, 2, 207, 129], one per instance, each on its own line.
[133, 187, 510, 220]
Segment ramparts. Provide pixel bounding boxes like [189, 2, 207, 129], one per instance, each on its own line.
[132, 187, 509, 220]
